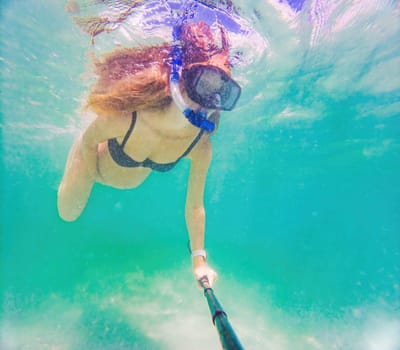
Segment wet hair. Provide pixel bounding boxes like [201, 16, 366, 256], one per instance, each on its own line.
[181, 21, 230, 66]
[85, 22, 230, 116]
[86, 44, 172, 115]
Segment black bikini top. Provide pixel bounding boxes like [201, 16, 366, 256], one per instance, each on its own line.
[108, 112, 205, 172]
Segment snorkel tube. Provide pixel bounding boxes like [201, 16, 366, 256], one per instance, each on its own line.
[170, 25, 215, 132]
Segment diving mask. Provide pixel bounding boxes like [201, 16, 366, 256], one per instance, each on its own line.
[170, 44, 215, 132]
[169, 24, 241, 132]
[183, 65, 241, 111]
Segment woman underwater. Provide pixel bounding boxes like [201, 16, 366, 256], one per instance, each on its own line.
[57, 21, 242, 286]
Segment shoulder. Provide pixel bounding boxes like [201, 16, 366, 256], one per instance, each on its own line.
[83, 112, 134, 143]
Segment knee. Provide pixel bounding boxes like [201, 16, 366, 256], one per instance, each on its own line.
[57, 197, 80, 222]
[57, 200, 80, 221]
[57, 183, 83, 222]
[58, 209, 80, 222]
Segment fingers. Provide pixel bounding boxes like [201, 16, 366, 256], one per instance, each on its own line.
[198, 275, 211, 289]
[195, 266, 218, 288]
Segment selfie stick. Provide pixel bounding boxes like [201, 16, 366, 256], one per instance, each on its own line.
[198, 276, 244, 350]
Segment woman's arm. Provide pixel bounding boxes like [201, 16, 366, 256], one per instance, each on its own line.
[186, 136, 217, 285]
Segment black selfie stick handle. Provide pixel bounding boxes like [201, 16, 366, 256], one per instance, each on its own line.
[199, 276, 244, 350]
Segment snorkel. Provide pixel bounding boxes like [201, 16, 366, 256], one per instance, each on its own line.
[169, 25, 215, 132]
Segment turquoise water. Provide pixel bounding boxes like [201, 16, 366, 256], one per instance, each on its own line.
[1, 1, 399, 349]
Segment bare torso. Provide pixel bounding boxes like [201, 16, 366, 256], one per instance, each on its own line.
[95, 103, 208, 188]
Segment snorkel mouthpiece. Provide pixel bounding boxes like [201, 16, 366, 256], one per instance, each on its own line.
[169, 24, 215, 133]
[183, 108, 215, 131]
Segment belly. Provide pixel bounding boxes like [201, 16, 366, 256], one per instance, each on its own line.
[96, 142, 152, 189]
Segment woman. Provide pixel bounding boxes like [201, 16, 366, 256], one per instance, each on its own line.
[58, 21, 241, 286]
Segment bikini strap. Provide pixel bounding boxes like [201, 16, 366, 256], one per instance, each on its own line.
[179, 129, 205, 160]
[121, 111, 137, 149]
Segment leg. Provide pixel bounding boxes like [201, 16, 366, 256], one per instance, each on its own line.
[57, 135, 95, 221]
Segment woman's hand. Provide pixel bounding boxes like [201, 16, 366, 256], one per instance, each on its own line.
[193, 257, 218, 287]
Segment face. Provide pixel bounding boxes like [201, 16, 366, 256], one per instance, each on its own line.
[183, 64, 241, 111]
[179, 22, 240, 111]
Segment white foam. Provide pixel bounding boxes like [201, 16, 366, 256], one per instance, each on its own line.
[3, 267, 399, 350]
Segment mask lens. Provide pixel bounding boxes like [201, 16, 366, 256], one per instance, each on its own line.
[183, 65, 241, 110]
